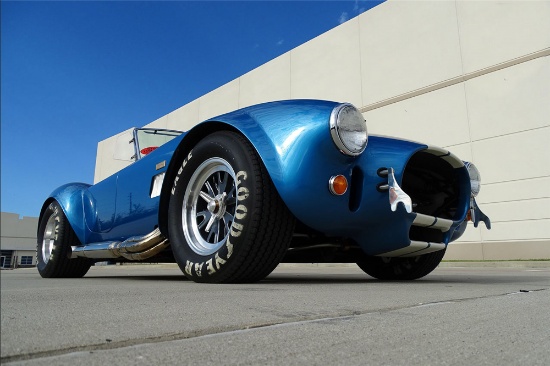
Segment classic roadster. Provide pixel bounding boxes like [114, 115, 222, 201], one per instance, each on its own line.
[37, 100, 490, 283]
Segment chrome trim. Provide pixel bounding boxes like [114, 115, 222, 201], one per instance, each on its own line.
[182, 158, 236, 256]
[470, 197, 491, 230]
[376, 241, 446, 257]
[329, 103, 367, 156]
[328, 175, 347, 195]
[412, 213, 453, 232]
[388, 168, 413, 213]
[465, 161, 481, 197]
[423, 146, 464, 168]
[71, 228, 168, 261]
[41, 214, 57, 264]
[150, 172, 165, 198]
[119, 239, 170, 261]
[287, 244, 341, 252]
[156, 161, 166, 170]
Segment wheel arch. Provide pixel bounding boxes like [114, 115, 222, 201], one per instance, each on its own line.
[158, 121, 278, 237]
[156, 100, 339, 237]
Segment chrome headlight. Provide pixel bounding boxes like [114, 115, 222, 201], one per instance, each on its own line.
[329, 103, 367, 156]
[465, 162, 481, 197]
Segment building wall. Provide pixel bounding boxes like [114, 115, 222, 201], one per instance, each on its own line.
[94, 0, 550, 260]
[0, 212, 39, 267]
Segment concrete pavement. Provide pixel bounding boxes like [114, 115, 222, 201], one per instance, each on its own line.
[1, 263, 549, 365]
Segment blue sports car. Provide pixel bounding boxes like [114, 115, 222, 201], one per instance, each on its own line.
[37, 100, 490, 283]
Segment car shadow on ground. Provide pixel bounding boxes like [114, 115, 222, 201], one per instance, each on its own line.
[80, 273, 549, 287]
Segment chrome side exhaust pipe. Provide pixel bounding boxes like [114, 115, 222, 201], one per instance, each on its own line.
[71, 228, 169, 261]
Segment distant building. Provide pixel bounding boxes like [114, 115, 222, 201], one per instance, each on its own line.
[1, 212, 38, 268]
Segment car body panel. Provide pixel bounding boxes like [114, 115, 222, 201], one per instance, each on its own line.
[43, 99, 488, 258]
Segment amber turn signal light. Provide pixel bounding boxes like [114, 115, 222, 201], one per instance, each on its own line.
[329, 175, 348, 195]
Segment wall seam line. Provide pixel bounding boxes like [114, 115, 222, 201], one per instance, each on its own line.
[359, 48, 550, 113]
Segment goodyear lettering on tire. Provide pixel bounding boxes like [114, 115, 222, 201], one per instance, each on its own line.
[185, 170, 248, 277]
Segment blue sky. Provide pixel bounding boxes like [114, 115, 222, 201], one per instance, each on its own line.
[1, 0, 383, 218]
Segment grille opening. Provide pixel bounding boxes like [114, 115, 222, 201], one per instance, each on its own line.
[402, 152, 459, 220]
[409, 226, 444, 243]
[349, 166, 363, 212]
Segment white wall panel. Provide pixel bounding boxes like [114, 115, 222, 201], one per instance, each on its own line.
[290, 19, 362, 106]
[365, 84, 470, 147]
[483, 220, 549, 242]
[166, 100, 200, 132]
[144, 115, 168, 129]
[481, 240, 550, 260]
[359, 0, 463, 105]
[478, 177, 550, 205]
[445, 242, 484, 260]
[455, 223, 482, 243]
[471, 127, 550, 184]
[465, 57, 550, 141]
[93, 141, 104, 184]
[483, 198, 550, 223]
[198, 79, 240, 121]
[441, 142, 473, 164]
[456, 0, 550, 73]
[239, 53, 291, 108]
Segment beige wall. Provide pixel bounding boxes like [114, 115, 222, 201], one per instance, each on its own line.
[1, 212, 39, 266]
[1, 212, 38, 251]
[94, 0, 550, 260]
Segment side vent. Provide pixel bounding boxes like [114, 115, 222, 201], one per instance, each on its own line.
[349, 166, 364, 212]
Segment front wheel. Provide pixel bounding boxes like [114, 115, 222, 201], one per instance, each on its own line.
[37, 201, 92, 278]
[168, 131, 295, 283]
[356, 249, 446, 280]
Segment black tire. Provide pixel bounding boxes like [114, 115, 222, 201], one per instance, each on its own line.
[168, 131, 295, 283]
[356, 249, 446, 280]
[37, 201, 92, 278]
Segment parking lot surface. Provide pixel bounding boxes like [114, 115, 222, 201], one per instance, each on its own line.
[1, 262, 549, 365]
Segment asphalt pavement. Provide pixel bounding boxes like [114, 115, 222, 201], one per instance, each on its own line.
[1, 262, 549, 365]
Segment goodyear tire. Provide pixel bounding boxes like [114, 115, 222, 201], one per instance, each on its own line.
[168, 131, 295, 283]
[356, 249, 446, 280]
[37, 201, 92, 278]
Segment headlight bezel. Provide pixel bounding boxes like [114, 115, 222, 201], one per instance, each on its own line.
[329, 103, 368, 156]
[465, 161, 481, 197]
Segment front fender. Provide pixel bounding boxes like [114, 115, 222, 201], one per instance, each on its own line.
[159, 100, 341, 234]
[161, 100, 427, 237]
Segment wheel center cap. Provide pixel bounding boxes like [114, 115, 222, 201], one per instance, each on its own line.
[207, 192, 227, 217]
[207, 200, 219, 214]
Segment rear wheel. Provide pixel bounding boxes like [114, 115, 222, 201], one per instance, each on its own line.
[168, 131, 295, 283]
[37, 201, 92, 278]
[357, 249, 445, 280]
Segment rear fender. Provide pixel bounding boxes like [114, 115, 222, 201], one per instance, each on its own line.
[40, 183, 95, 244]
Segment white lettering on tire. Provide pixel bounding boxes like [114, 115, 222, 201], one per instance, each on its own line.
[185, 169, 248, 278]
[185, 260, 193, 276]
[235, 205, 247, 220]
[236, 171, 247, 186]
[172, 151, 193, 195]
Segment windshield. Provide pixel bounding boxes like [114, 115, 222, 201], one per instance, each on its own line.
[136, 128, 182, 158]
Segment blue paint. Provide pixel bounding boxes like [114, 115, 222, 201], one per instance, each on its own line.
[43, 100, 482, 256]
